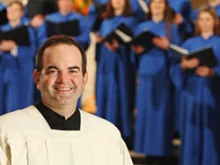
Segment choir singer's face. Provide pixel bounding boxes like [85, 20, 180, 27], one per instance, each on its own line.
[35, 44, 88, 106]
[57, 0, 73, 14]
[111, 0, 126, 10]
[7, 3, 23, 22]
[198, 11, 215, 34]
[150, 0, 166, 15]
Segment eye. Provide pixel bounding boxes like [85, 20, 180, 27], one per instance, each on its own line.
[69, 69, 78, 74]
[46, 69, 58, 74]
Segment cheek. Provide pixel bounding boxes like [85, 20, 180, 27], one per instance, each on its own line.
[71, 77, 80, 85]
[39, 78, 54, 90]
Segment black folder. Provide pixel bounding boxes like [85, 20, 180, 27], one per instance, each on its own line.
[130, 30, 158, 52]
[187, 47, 218, 68]
[27, 0, 58, 18]
[170, 45, 218, 68]
[0, 26, 30, 46]
[104, 23, 133, 44]
[0, 8, 8, 26]
[46, 20, 80, 37]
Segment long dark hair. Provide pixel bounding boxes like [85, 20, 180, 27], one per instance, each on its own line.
[147, 0, 175, 39]
[101, 0, 133, 19]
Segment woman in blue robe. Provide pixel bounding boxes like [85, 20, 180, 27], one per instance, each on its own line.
[132, 0, 180, 157]
[95, 0, 137, 138]
[170, 8, 220, 165]
[0, 1, 36, 115]
[37, 0, 90, 50]
[190, 0, 220, 22]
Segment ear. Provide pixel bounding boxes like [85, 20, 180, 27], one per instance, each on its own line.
[82, 72, 88, 90]
[33, 69, 40, 90]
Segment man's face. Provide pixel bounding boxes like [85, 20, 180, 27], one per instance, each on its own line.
[7, 3, 23, 22]
[34, 44, 88, 107]
[57, 0, 73, 14]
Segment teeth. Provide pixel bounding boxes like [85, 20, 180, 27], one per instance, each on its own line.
[56, 88, 71, 91]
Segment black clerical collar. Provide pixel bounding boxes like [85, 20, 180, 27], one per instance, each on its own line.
[34, 101, 81, 130]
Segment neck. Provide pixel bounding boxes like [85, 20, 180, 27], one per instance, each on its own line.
[9, 19, 21, 27]
[201, 31, 213, 39]
[152, 14, 164, 22]
[60, 10, 71, 16]
[114, 8, 123, 16]
[42, 99, 77, 120]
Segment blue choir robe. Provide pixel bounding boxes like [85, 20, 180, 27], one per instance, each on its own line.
[0, 2, 6, 112]
[0, 17, 36, 115]
[134, 20, 179, 156]
[170, 35, 220, 165]
[0, 2, 5, 10]
[130, 0, 149, 22]
[95, 15, 137, 138]
[167, 0, 194, 131]
[87, 0, 108, 31]
[37, 12, 90, 50]
[169, 0, 194, 42]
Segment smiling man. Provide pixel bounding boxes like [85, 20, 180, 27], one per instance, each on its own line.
[0, 35, 133, 165]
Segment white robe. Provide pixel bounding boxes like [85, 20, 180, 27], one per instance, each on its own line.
[0, 106, 133, 165]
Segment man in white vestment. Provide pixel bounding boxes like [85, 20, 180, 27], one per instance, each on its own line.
[0, 35, 133, 165]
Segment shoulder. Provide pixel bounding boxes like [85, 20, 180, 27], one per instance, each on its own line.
[0, 106, 42, 132]
[0, 23, 10, 31]
[212, 35, 220, 41]
[70, 12, 84, 19]
[138, 20, 151, 27]
[169, 23, 178, 30]
[182, 36, 200, 46]
[46, 12, 60, 20]
[80, 110, 121, 137]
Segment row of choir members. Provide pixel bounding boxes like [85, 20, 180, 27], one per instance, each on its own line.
[91, 0, 220, 165]
[0, 0, 90, 115]
[1, 0, 220, 165]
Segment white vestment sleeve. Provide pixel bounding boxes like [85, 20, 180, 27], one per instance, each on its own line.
[0, 142, 9, 165]
[120, 139, 134, 165]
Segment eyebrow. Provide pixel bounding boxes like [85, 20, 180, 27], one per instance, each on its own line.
[46, 66, 58, 70]
[46, 66, 80, 71]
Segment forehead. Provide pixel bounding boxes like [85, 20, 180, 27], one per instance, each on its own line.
[42, 44, 82, 68]
[58, 0, 72, 3]
[8, 3, 22, 8]
[199, 12, 213, 19]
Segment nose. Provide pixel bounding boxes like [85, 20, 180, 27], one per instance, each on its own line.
[56, 71, 70, 83]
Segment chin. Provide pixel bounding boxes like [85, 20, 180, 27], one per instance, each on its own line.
[55, 97, 75, 105]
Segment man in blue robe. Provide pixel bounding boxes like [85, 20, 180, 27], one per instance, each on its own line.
[37, 0, 90, 50]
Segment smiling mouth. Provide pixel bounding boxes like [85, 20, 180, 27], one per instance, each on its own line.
[55, 87, 73, 91]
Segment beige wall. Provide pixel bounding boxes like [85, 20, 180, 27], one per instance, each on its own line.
[190, 0, 208, 9]
[1, 0, 27, 5]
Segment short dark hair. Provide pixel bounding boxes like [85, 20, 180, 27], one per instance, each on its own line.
[35, 35, 87, 76]
[8, 1, 24, 11]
